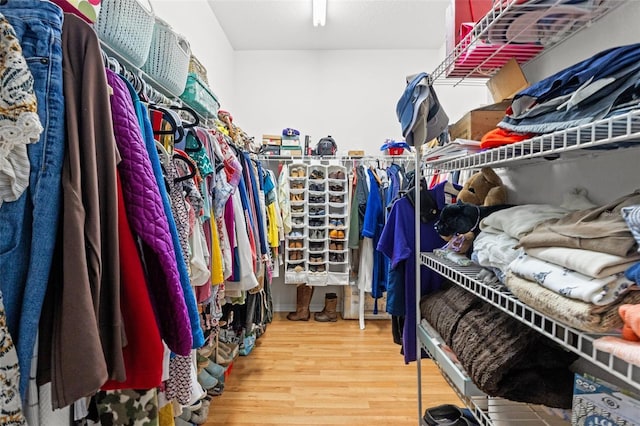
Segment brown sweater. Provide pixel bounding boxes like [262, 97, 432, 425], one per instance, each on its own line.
[519, 190, 640, 257]
[39, 13, 124, 409]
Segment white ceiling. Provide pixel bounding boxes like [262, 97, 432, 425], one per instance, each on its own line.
[206, 0, 450, 51]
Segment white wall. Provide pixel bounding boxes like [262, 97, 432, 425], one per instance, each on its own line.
[233, 48, 489, 312]
[233, 49, 488, 154]
[149, 0, 236, 111]
[522, 2, 640, 84]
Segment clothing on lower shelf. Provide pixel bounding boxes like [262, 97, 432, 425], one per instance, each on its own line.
[421, 283, 578, 409]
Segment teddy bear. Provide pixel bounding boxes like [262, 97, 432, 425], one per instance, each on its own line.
[457, 167, 508, 207]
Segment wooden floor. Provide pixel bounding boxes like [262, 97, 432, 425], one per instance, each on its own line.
[204, 312, 461, 425]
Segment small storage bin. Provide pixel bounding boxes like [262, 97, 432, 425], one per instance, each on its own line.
[180, 73, 220, 119]
[189, 55, 209, 85]
[142, 17, 191, 97]
[95, 0, 154, 67]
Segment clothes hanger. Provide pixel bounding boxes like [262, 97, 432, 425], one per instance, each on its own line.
[170, 105, 200, 129]
[173, 151, 198, 183]
[369, 164, 382, 186]
[149, 105, 185, 145]
[183, 128, 204, 153]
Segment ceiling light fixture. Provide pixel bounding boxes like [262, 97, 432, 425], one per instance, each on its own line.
[312, 0, 327, 27]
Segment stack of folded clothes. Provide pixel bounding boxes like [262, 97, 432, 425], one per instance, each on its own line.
[471, 190, 640, 333]
[479, 43, 640, 149]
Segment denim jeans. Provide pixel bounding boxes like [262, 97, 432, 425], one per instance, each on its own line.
[0, 0, 65, 400]
[500, 66, 640, 134]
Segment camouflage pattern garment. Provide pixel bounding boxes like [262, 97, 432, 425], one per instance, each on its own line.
[95, 388, 159, 426]
[0, 290, 26, 426]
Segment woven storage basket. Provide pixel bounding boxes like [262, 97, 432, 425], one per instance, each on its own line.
[142, 18, 191, 98]
[95, 0, 154, 67]
[180, 73, 220, 119]
[188, 55, 209, 85]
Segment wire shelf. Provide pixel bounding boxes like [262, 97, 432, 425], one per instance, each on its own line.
[421, 253, 640, 395]
[430, 0, 629, 84]
[419, 323, 494, 426]
[424, 108, 640, 171]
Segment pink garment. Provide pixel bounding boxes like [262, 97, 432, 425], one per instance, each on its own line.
[593, 336, 640, 367]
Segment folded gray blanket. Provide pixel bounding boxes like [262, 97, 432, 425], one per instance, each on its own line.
[421, 286, 577, 408]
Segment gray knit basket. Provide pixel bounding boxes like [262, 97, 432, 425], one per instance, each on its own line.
[142, 17, 191, 98]
[95, 0, 155, 67]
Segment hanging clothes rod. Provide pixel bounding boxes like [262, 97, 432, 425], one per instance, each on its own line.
[257, 154, 415, 162]
[100, 41, 217, 129]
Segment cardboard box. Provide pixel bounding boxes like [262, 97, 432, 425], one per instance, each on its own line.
[487, 58, 529, 102]
[348, 150, 365, 157]
[279, 146, 302, 156]
[260, 144, 280, 156]
[572, 374, 640, 426]
[262, 134, 281, 145]
[281, 135, 301, 147]
[342, 286, 391, 320]
[448, 100, 510, 141]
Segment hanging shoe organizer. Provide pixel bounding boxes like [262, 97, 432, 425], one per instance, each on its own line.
[284, 163, 349, 286]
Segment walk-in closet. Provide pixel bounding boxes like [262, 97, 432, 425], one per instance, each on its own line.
[1, 1, 640, 425]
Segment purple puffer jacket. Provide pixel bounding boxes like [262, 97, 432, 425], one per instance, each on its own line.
[106, 69, 192, 356]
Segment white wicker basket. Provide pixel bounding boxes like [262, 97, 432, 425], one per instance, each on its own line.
[94, 0, 155, 67]
[142, 18, 191, 98]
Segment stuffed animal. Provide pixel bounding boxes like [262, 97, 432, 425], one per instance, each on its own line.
[458, 167, 508, 206]
[619, 304, 640, 342]
[435, 202, 513, 255]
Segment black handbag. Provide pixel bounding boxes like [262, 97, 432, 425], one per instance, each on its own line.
[423, 404, 472, 425]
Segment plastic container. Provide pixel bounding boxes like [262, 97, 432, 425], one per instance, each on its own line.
[95, 0, 154, 67]
[142, 17, 191, 97]
[180, 73, 220, 119]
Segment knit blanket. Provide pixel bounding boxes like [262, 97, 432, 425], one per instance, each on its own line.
[420, 283, 481, 347]
[506, 272, 640, 332]
[421, 285, 577, 408]
[451, 303, 577, 408]
[509, 253, 635, 306]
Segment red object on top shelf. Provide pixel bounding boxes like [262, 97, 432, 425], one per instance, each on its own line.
[446, 43, 543, 78]
[435, 0, 627, 82]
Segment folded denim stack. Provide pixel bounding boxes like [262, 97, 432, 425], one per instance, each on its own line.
[495, 43, 640, 138]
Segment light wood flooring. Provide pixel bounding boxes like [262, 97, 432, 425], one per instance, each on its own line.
[204, 312, 461, 425]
